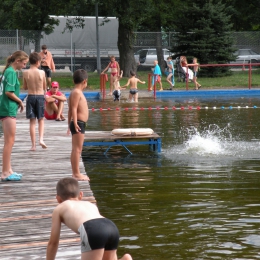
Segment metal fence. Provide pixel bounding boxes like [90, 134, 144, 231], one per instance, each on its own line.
[0, 29, 260, 69]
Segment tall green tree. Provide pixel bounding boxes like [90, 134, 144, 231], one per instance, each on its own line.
[226, 0, 260, 31]
[98, 0, 152, 75]
[172, 0, 236, 76]
[0, 0, 90, 51]
[137, 0, 181, 70]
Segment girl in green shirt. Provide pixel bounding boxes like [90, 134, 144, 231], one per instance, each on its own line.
[0, 50, 29, 181]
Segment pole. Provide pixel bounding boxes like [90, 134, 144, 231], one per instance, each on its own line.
[70, 31, 73, 74]
[186, 67, 189, 90]
[73, 43, 76, 72]
[249, 63, 252, 89]
[96, 3, 101, 74]
[16, 29, 19, 50]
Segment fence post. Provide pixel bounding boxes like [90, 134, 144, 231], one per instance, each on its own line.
[100, 74, 107, 99]
[248, 63, 252, 89]
[186, 67, 189, 90]
[153, 74, 157, 100]
[148, 73, 152, 91]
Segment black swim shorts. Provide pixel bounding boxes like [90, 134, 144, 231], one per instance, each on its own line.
[78, 218, 120, 253]
[130, 89, 138, 95]
[69, 120, 86, 135]
[41, 66, 52, 78]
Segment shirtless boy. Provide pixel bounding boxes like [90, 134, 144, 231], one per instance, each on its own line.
[113, 70, 125, 101]
[23, 52, 47, 150]
[68, 69, 89, 181]
[122, 70, 145, 102]
[46, 177, 133, 260]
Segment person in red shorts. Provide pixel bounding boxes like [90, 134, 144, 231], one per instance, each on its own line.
[44, 81, 67, 121]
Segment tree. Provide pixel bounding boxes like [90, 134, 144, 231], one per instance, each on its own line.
[172, 0, 236, 77]
[98, 0, 153, 76]
[226, 0, 260, 31]
[0, 0, 89, 51]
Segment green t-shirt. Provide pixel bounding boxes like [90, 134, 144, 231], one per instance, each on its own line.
[0, 66, 20, 117]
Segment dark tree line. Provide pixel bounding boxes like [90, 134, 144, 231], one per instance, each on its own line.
[0, 0, 259, 75]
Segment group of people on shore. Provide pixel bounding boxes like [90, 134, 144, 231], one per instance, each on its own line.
[101, 55, 201, 102]
[0, 48, 132, 260]
[101, 56, 146, 103]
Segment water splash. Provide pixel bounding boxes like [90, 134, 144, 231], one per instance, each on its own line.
[183, 124, 232, 155]
[165, 124, 260, 159]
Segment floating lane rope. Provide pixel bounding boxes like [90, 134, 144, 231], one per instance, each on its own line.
[89, 106, 258, 111]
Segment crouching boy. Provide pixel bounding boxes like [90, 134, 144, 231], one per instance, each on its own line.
[46, 177, 133, 260]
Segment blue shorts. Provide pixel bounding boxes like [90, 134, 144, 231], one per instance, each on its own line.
[78, 218, 119, 253]
[194, 71, 198, 77]
[26, 95, 45, 119]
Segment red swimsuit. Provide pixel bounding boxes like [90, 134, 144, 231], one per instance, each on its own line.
[109, 62, 118, 76]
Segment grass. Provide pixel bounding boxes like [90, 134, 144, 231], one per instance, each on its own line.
[19, 69, 260, 90]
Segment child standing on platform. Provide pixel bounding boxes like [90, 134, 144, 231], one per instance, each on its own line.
[0, 51, 29, 181]
[67, 69, 90, 181]
[23, 52, 47, 151]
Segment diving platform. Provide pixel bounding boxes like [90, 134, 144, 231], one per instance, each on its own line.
[84, 131, 162, 155]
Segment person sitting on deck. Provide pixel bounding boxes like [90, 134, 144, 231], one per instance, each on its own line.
[46, 177, 133, 260]
[44, 81, 66, 121]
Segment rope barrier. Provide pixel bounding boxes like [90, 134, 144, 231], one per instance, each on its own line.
[90, 106, 258, 111]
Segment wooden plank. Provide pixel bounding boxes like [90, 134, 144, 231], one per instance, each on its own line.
[0, 100, 95, 259]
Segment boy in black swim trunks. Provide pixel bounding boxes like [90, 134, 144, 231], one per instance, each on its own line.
[67, 69, 90, 181]
[122, 70, 146, 102]
[46, 177, 133, 260]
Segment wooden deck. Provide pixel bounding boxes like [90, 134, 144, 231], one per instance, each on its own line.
[0, 101, 95, 259]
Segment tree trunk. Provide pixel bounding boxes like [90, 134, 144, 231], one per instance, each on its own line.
[117, 19, 137, 77]
[155, 32, 165, 72]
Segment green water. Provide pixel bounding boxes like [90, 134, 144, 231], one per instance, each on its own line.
[82, 97, 260, 260]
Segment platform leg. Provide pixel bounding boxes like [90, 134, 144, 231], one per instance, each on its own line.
[122, 145, 133, 155]
[104, 146, 113, 155]
[157, 138, 162, 153]
[149, 138, 153, 151]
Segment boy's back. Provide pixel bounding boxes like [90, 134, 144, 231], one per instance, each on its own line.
[128, 77, 140, 89]
[53, 200, 103, 233]
[47, 177, 132, 260]
[23, 67, 46, 95]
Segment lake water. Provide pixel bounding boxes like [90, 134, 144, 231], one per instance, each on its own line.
[82, 96, 260, 260]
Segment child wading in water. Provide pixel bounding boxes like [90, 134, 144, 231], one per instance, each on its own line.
[113, 70, 125, 101]
[122, 70, 146, 102]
